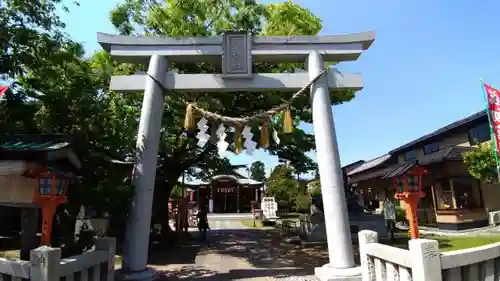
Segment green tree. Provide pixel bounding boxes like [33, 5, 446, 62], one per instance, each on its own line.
[309, 180, 322, 197]
[294, 193, 311, 213]
[0, 0, 142, 249]
[170, 184, 184, 199]
[250, 161, 266, 181]
[1, 0, 143, 242]
[268, 177, 298, 203]
[268, 164, 294, 183]
[0, 0, 78, 135]
[267, 164, 299, 205]
[463, 142, 498, 183]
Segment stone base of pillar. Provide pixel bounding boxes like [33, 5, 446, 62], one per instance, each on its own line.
[314, 264, 362, 281]
[116, 268, 158, 281]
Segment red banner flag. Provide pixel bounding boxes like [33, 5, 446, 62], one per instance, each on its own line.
[0, 85, 7, 97]
[484, 83, 500, 153]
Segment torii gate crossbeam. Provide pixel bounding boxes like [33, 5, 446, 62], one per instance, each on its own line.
[98, 31, 375, 281]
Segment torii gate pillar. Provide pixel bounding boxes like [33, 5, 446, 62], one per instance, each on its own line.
[309, 51, 361, 280]
[98, 31, 375, 281]
[120, 54, 167, 280]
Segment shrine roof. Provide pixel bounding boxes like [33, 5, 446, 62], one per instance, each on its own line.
[347, 154, 392, 176]
[178, 174, 263, 186]
[342, 160, 366, 174]
[0, 134, 72, 151]
[349, 146, 474, 183]
[0, 134, 81, 170]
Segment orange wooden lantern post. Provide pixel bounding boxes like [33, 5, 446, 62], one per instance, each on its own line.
[392, 165, 427, 239]
[35, 172, 70, 246]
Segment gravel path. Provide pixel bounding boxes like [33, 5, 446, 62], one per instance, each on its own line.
[154, 217, 322, 281]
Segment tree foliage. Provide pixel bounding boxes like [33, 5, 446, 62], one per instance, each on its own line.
[294, 193, 311, 213]
[268, 164, 294, 181]
[309, 180, 321, 197]
[463, 142, 498, 183]
[266, 164, 307, 211]
[267, 164, 300, 206]
[268, 178, 298, 202]
[250, 161, 266, 181]
[0, 0, 138, 241]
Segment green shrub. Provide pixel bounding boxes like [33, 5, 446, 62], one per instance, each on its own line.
[299, 214, 308, 221]
[310, 182, 321, 197]
[395, 207, 407, 222]
[294, 194, 311, 213]
[278, 200, 288, 208]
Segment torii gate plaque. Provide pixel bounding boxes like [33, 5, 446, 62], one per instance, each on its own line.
[98, 30, 375, 281]
[221, 31, 253, 78]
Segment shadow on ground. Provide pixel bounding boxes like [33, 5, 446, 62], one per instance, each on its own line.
[156, 266, 312, 280]
[146, 228, 331, 280]
[206, 228, 329, 271]
[148, 242, 201, 265]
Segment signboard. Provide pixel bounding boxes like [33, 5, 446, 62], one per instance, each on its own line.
[261, 197, 277, 220]
[217, 187, 235, 193]
[0, 175, 37, 204]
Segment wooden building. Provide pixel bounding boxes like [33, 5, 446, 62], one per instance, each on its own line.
[181, 174, 263, 213]
[348, 110, 499, 231]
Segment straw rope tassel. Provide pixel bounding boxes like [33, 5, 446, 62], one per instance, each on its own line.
[283, 106, 294, 133]
[184, 104, 196, 131]
[234, 126, 243, 154]
[260, 122, 270, 148]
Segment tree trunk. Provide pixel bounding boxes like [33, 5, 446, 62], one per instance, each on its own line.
[155, 182, 175, 239]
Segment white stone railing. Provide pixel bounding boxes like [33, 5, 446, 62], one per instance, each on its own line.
[0, 237, 115, 281]
[359, 230, 500, 281]
[440, 242, 500, 281]
[359, 230, 414, 281]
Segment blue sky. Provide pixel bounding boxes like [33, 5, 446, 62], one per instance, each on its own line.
[58, 0, 500, 177]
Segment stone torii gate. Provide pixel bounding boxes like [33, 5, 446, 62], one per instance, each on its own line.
[98, 31, 375, 281]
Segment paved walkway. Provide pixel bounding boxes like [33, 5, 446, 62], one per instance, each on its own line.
[154, 217, 323, 281]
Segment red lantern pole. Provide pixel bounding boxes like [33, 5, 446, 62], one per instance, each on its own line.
[39, 197, 66, 245]
[36, 174, 68, 246]
[402, 194, 420, 239]
[393, 166, 426, 240]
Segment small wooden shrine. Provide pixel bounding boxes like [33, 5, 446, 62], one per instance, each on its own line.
[0, 134, 81, 259]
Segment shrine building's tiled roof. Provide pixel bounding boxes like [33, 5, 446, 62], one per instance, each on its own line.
[0, 134, 72, 151]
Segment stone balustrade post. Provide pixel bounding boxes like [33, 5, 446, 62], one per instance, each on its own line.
[30, 246, 61, 281]
[409, 239, 442, 281]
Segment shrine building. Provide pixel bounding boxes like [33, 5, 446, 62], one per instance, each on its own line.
[180, 174, 264, 213]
